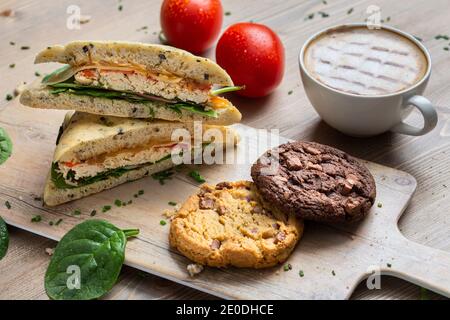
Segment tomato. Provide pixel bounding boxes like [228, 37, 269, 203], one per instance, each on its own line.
[215, 23, 285, 97]
[160, 0, 223, 53]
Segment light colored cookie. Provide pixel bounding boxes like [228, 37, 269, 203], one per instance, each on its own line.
[170, 181, 303, 268]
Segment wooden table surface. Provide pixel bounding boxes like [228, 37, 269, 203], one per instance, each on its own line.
[0, 0, 449, 300]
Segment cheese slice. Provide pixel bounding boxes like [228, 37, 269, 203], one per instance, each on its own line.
[43, 63, 185, 86]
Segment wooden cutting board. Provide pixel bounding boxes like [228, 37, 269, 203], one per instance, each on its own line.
[1, 102, 450, 299]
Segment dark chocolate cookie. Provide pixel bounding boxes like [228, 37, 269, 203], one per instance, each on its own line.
[251, 141, 376, 223]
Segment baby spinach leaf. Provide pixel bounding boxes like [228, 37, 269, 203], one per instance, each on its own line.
[51, 153, 173, 189]
[48, 82, 217, 118]
[0, 127, 13, 165]
[0, 216, 9, 260]
[168, 103, 218, 118]
[45, 219, 139, 300]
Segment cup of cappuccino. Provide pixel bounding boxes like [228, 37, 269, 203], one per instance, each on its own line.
[299, 23, 438, 137]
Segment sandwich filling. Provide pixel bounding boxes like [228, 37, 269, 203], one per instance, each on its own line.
[42, 64, 242, 118]
[52, 141, 191, 189]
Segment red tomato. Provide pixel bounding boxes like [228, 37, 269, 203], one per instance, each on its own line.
[160, 0, 223, 53]
[216, 23, 285, 97]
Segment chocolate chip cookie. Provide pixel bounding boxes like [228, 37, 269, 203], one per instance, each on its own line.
[251, 141, 376, 223]
[169, 181, 303, 268]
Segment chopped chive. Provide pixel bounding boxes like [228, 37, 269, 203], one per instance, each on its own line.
[114, 199, 122, 207]
[283, 263, 292, 271]
[49, 221, 54, 226]
[188, 170, 206, 183]
[160, 220, 167, 226]
[90, 210, 97, 217]
[347, 8, 354, 14]
[435, 35, 450, 40]
[305, 13, 314, 20]
[332, 270, 336, 276]
[118, 5, 123, 11]
[9, 41, 15, 45]
[136, 26, 148, 31]
[4, 201, 11, 209]
[127, 200, 132, 205]
[20, 46, 30, 50]
[420, 287, 429, 300]
[377, 202, 383, 208]
[444, 47, 449, 51]
[72, 209, 81, 216]
[387, 263, 392, 268]
[138, 190, 144, 195]
[152, 168, 175, 185]
[225, 11, 231, 16]
[34, 71, 41, 77]
[31, 215, 42, 223]
[9, 63, 15, 68]
[102, 205, 112, 213]
[288, 90, 293, 95]
[168, 201, 177, 206]
[55, 218, 63, 226]
[6, 94, 13, 101]
[299, 270, 305, 277]
[319, 11, 329, 18]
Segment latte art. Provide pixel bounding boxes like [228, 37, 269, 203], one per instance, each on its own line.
[304, 26, 428, 96]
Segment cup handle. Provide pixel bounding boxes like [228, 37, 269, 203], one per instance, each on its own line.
[390, 95, 438, 136]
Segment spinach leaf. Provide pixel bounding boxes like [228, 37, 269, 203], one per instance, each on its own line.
[0, 127, 13, 165]
[51, 154, 173, 189]
[168, 103, 218, 118]
[48, 82, 217, 118]
[0, 216, 8, 260]
[51, 163, 137, 189]
[50, 86, 152, 103]
[45, 219, 139, 300]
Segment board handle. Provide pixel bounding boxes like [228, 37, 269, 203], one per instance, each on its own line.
[384, 235, 450, 298]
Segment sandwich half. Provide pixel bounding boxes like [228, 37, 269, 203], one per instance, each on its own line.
[20, 41, 242, 125]
[44, 112, 240, 206]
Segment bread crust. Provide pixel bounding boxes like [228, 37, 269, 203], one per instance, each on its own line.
[51, 112, 239, 163]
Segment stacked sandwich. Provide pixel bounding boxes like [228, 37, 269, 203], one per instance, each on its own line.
[20, 41, 242, 206]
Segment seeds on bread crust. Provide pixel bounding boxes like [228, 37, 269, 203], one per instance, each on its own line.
[169, 181, 303, 268]
[251, 141, 376, 223]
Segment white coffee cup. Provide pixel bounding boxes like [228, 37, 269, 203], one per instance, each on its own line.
[299, 23, 438, 137]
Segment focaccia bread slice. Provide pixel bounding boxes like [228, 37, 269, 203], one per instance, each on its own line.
[20, 79, 242, 125]
[44, 112, 240, 206]
[35, 41, 233, 86]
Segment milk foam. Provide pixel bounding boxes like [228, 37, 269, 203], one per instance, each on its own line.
[304, 26, 428, 95]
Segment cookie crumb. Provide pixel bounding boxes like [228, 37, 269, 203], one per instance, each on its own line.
[0, 9, 15, 17]
[45, 248, 55, 256]
[187, 264, 204, 277]
[78, 15, 90, 24]
[163, 207, 179, 219]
